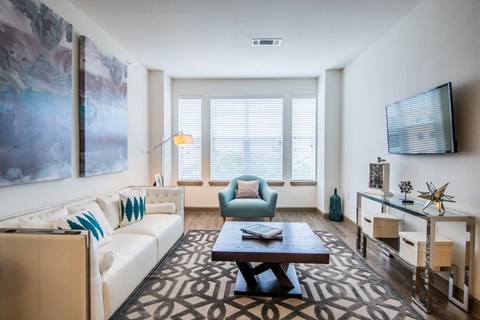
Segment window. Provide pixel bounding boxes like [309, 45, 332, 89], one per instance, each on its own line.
[178, 97, 202, 180]
[211, 97, 283, 180]
[292, 96, 316, 181]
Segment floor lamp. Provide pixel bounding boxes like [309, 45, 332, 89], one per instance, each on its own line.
[150, 131, 193, 186]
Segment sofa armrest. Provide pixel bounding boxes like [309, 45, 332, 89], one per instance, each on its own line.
[0, 229, 104, 320]
[131, 186, 184, 219]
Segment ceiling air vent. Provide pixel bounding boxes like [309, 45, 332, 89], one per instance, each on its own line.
[251, 38, 282, 46]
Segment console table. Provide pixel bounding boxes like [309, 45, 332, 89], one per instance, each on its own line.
[355, 191, 475, 313]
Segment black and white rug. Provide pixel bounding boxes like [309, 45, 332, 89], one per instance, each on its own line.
[113, 230, 422, 320]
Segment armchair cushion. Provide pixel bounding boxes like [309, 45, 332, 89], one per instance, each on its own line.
[236, 179, 260, 198]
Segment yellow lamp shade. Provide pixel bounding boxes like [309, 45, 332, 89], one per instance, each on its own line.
[173, 134, 193, 145]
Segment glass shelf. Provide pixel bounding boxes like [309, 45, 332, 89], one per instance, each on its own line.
[357, 191, 469, 219]
[355, 191, 475, 314]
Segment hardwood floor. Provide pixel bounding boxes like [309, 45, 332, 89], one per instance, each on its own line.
[185, 210, 479, 320]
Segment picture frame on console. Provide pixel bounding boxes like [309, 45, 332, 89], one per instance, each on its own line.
[154, 173, 162, 186]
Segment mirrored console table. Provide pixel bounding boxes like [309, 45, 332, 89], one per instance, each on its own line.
[355, 191, 475, 313]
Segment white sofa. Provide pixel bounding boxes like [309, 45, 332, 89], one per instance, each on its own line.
[0, 186, 184, 320]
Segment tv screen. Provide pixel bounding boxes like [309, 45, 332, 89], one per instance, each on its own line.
[386, 82, 457, 154]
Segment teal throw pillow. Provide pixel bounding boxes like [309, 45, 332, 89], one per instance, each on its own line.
[54, 210, 112, 247]
[119, 190, 146, 227]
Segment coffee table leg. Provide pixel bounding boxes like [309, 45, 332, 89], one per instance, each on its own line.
[236, 262, 258, 287]
[271, 264, 295, 289]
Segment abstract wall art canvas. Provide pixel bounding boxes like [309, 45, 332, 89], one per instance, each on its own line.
[79, 36, 128, 177]
[0, 0, 73, 187]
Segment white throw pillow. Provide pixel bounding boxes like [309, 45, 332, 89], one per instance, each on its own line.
[119, 190, 146, 226]
[146, 202, 176, 214]
[97, 248, 114, 273]
[19, 216, 55, 229]
[67, 201, 114, 235]
[54, 210, 112, 247]
[96, 194, 121, 230]
[236, 180, 260, 198]
[18, 207, 67, 229]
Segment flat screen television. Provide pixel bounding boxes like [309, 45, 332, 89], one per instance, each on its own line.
[386, 82, 457, 154]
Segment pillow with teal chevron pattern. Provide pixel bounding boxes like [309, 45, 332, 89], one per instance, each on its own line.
[119, 190, 146, 227]
[54, 210, 112, 247]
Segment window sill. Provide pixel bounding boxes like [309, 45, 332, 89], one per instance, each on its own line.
[208, 181, 285, 187]
[290, 181, 317, 186]
[177, 181, 203, 186]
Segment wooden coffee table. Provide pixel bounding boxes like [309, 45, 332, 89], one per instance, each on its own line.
[211, 221, 329, 298]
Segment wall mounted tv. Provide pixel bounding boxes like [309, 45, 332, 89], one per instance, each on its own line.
[386, 82, 457, 155]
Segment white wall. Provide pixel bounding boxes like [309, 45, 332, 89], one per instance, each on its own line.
[148, 71, 173, 185]
[0, 0, 149, 219]
[171, 79, 318, 208]
[342, 0, 480, 298]
[317, 70, 343, 213]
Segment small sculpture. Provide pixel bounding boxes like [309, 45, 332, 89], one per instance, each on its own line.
[417, 182, 455, 214]
[399, 181, 413, 205]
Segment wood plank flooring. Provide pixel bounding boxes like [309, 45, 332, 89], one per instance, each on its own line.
[185, 210, 479, 320]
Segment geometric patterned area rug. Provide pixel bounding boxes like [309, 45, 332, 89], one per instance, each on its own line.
[113, 230, 422, 320]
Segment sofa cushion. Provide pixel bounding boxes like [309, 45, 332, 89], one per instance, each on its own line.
[236, 179, 260, 198]
[66, 201, 114, 235]
[100, 234, 157, 319]
[0, 207, 67, 229]
[96, 193, 121, 230]
[54, 211, 112, 247]
[18, 207, 67, 229]
[146, 202, 176, 214]
[19, 216, 55, 229]
[114, 214, 183, 260]
[119, 190, 146, 227]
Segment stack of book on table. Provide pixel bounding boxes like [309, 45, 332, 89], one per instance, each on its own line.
[241, 223, 283, 240]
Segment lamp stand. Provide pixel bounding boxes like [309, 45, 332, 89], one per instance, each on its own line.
[149, 131, 193, 187]
[159, 137, 165, 186]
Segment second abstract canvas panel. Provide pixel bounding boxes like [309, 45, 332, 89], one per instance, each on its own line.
[79, 35, 128, 177]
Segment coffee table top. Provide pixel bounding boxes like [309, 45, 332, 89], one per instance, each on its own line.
[211, 221, 329, 264]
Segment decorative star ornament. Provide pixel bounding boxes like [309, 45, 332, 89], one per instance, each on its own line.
[417, 182, 455, 214]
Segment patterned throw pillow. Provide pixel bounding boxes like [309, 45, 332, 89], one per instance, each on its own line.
[54, 210, 112, 247]
[236, 180, 260, 198]
[119, 190, 146, 227]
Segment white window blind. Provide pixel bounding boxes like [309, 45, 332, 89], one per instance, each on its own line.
[178, 97, 202, 180]
[292, 97, 316, 181]
[211, 98, 283, 180]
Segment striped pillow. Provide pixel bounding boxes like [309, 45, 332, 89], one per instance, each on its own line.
[119, 190, 146, 226]
[236, 180, 260, 198]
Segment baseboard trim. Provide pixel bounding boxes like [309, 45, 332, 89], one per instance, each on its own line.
[342, 215, 356, 228]
[185, 207, 323, 214]
[185, 207, 219, 212]
[276, 207, 319, 213]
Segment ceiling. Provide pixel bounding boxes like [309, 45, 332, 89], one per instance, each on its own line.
[68, 0, 422, 79]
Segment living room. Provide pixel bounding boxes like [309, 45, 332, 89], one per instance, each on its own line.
[0, 0, 479, 319]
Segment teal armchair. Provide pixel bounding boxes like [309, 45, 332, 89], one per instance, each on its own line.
[218, 175, 278, 223]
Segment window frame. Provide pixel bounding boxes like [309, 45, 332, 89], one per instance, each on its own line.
[210, 96, 284, 182]
[291, 95, 317, 183]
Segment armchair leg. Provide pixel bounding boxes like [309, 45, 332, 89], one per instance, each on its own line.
[269, 217, 273, 222]
[223, 217, 226, 223]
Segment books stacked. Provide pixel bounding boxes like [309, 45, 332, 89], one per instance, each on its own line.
[241, 223, 283, 240]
